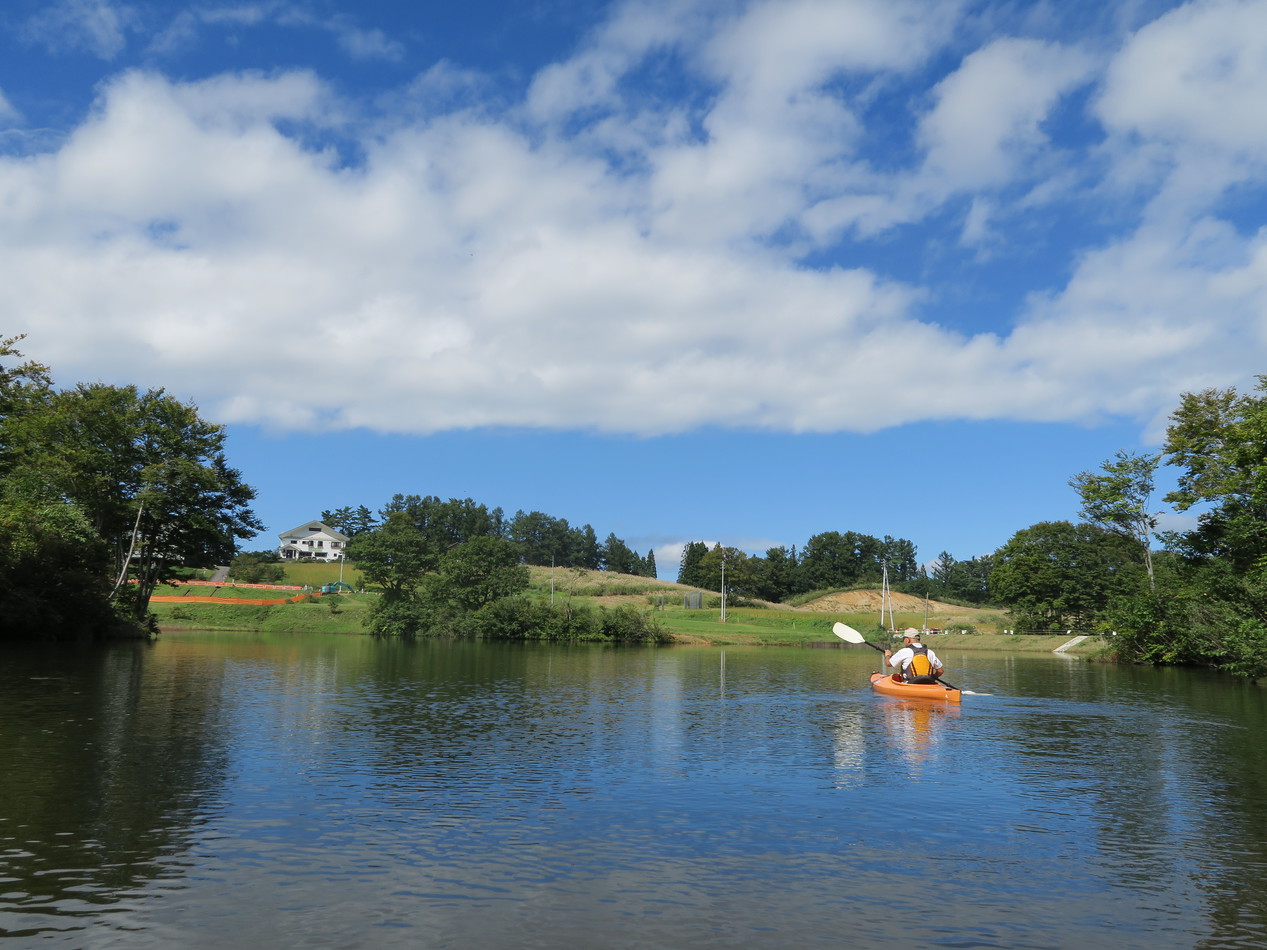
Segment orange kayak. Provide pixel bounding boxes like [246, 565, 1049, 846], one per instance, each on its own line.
[870, 672, 962, 704]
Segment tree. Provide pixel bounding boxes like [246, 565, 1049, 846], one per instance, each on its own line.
[944, 554, 994, 605]
[798, 531, 888, 590]
[0, 333, 53, 478]
[642, 549, 657, 579]
[1070, 450, 1161, 596]
[1162, 382, 1267, 570]
[568, 523, 602, 569]
[931, 551, 956, 589]
[753, 545, 797, 602]
[426, 536, 530, 612]
[677, 541, 708, 587]
[347, 512, 437, 598]
[990, 521, 1137, 630]
[509, 509, 572, 566]
[19, 383, 261, 620]
[696, 544, 760, 599]
[0, 498, 118, 641]
[601, 533, 638, 574]
[384, 494, 506, 551]
[321, 506, 355, 535]
[230, 552, 286, 584]
[880, 536, 918, 581]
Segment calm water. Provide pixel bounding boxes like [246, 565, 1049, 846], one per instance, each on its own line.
[2, 634, 1266, 949]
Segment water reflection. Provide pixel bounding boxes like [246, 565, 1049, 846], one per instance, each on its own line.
[2, 636, 1267, 949]
[0, 642, 229, 942]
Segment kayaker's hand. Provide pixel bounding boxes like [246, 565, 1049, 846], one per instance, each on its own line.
[883, 649, 892, 659]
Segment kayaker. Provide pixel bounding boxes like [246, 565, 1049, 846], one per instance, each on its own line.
[884, 630, 944, 684]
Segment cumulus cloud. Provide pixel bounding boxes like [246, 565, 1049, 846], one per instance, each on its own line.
[917, 38, 1095, 190]
[4, 0, 1267, 439]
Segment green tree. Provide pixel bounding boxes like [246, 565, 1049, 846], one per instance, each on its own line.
[931, 551, 956, 589]
[0, 334, 53, 477]
[798, 530, 888, 590]
[990, 521, 1137, 630]
[1133, 380, 1267, 677]
[696, 545, 760, 599]
[642, 548, 657, 578]
[677, 541, 708, 587]
[509, 509, 572, 566]
[348, 512, 437, 598]
[425, 536, 530, 613]
[753, 545, 797, 602]
[19, 383, 260, 620]
[385, 494, 506, 551]
[568, 523, 602, 569]
[945, 554, 994, 605]
[1163, 383, 1267, 569]
[601, 533, 638, 574]
[320, 506, 356, 536]
[0, 499, 118, 641]
[881, 536, 918, 581]
[1070, 450, 1161, 596]
[230, 552, 286, 585]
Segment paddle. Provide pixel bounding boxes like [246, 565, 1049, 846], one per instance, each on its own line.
[831, 622, 884, 653]
[832, 622, 973, 694]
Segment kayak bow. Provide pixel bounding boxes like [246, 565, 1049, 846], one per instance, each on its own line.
[870, 672, 962, 704]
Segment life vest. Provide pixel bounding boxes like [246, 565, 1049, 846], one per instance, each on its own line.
[905, 643, 937, 683]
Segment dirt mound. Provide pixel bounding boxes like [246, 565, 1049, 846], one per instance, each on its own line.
[800, 589, 971, 614]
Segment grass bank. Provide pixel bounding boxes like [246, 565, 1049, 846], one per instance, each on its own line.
[153, 563, 1100, 654]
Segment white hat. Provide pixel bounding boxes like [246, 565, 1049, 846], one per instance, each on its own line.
[902, 628, 921, 639]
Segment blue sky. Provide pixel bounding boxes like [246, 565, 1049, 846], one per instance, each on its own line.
[3, 0, 1265, 577]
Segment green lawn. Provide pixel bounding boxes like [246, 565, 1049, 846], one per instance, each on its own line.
[152, 561, 1043, 648]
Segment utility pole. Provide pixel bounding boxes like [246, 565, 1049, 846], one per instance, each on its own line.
[720, 552, 726, 623]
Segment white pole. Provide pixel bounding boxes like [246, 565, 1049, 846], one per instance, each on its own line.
[720, 554, 726, 623]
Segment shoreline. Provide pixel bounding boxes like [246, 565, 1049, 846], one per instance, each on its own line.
[156, 622, 1104, 656]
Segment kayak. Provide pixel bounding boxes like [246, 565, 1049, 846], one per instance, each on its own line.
[870, 672, 962, 704]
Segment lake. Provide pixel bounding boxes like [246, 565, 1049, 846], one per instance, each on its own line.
[2, 633, 1265, 949]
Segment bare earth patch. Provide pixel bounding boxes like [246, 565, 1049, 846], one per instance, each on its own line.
[800, 589, 999, 628]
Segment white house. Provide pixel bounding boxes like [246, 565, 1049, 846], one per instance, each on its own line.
[278, 521, 350, 560]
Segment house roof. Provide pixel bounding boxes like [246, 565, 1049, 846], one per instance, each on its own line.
[278, 521, 350, 542]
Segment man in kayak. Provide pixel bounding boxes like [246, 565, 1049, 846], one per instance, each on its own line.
[884, 630, 945, 684]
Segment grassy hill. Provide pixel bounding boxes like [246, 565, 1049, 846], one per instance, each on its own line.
[151, 562, 1068, 649]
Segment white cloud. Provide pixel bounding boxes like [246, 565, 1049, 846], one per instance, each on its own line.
[23, 0, 138, 60]
[5, 0, 1267, 443]
[1098, 0, 1267, 157]
[148, 2, 404, 62]
[335, 25, 404, 62]
[917, 38, 1095, 190]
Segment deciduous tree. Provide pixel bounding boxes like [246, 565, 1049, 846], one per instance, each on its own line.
[1070, 450, 1161, 596]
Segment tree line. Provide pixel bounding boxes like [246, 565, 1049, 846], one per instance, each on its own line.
[318, 494, 657, 577]
[674, 534, 993, 607]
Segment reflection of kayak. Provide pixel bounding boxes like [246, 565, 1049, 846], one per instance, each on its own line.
[870, 672, 962, 704]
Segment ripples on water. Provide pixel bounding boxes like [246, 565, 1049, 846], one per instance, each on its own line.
[2, 637, 1266, 949]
